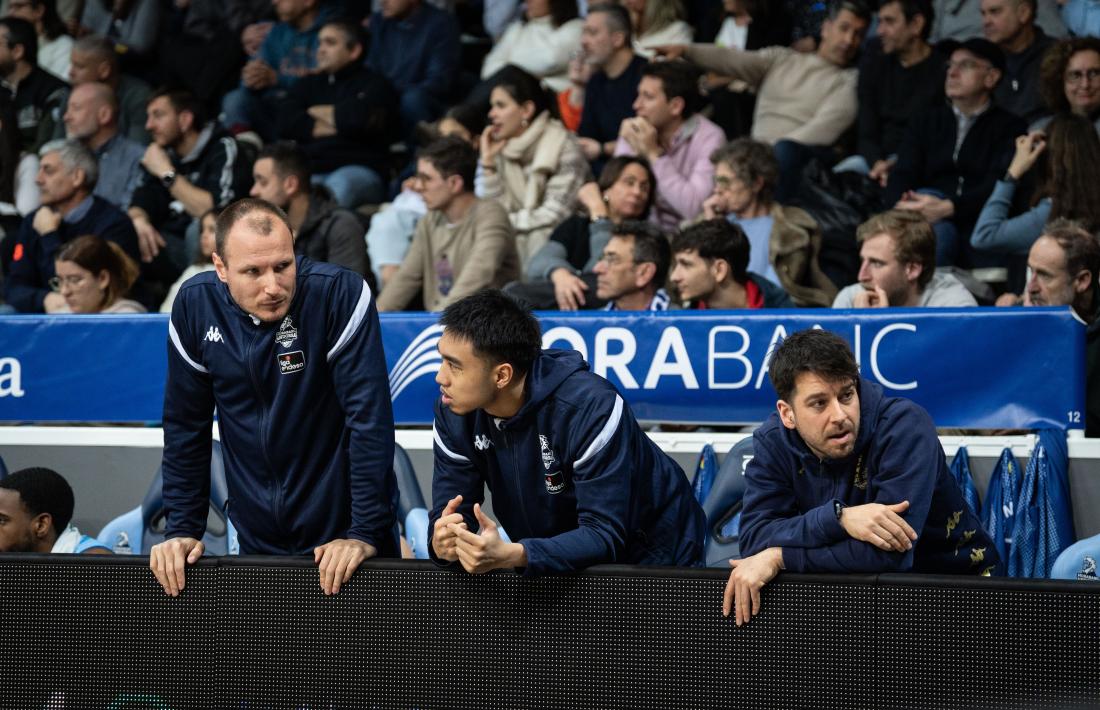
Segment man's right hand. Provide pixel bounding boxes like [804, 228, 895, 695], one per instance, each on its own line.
[550, 268, 588, 310]
[32, 206, 61, 236]
[869, 159, 895, 188]
[851, 285, 889, 308]
[702, 193, 727, 220]
[132, 216, 166, 263]
[431, 495, 467, 562]
[149, 537, 205, 596]
[240, 21, 273, 56]
[577, 137, 601, 162]
[839, 500, 917, 552]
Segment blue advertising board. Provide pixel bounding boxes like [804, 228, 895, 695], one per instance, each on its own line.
[0, 308, 1085, 430]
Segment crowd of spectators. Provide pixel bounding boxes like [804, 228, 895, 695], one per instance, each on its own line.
[0, 0, 1095, 430]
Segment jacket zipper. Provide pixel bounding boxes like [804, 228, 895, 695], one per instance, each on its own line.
[247, 324, 286, 540]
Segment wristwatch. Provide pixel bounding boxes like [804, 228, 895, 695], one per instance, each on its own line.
[160, 170, 177, 189]
[834, 500, 845, 521]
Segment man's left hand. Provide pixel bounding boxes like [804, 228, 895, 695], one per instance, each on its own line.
[31, 206, 61, 235]
[722, 547, 784, 626]
[313, 538, 378, 595]
[450, 503, 526, 574]
[308, 105, 337, 138]
[141, 143, 173, 178]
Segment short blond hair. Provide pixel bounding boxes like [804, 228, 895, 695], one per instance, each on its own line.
[856, 210, 935, 289]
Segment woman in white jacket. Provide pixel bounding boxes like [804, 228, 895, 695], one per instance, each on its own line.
[481, 0, 583, 93]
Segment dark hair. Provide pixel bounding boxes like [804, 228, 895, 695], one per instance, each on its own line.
[214, 198, 293, 261]
[322, 18, 365, 49]
[587, 2, 633, 44]
[443, 103, 488, 139]
[0, 17, 38, 65]
[439, 289, 542, 379]
[827, 0, 873, 23]
[710, 138, 779, 206]
[542, 0, 579, 28]
[195, 207, 219, 265]
[258, 140, 312, 189]
[1033, 114, 1100, 233]
[641, 61, 704, 119]
[613, 219, 671, 288]
[148, 87, 206, 128]
[418, 135, 478, 193]
[597, 156, 657, 219]
[27, 0, 68, 41]
[671, 218, 750, 284]
[767, 329, 860, 403]
[878, 0, 933, 40]
[491, 66, 554, 119]
[56, 234, 140, 308]
[1043, 218, 1100, 316]
[0, 95, 19, 204]
[1040, 37, 1100, 114]
[856, 209, 936, 289]
[0, 467, 75, 536]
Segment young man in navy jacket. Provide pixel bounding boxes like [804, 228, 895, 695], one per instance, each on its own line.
[428, 289, 705, 575]
[724, 328, 998, 625]
[149, 198, 398, 597]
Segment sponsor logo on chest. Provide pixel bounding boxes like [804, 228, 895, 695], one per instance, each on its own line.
[278, 350, 305, 374]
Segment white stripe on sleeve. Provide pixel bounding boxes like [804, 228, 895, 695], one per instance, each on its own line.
[574, 394, 623, 469]
[168, 320, 208, 373]
[433, 423, 470, 463]
[327, 280, 373, 362]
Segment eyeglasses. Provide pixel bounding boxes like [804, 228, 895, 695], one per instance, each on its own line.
[1065, 68, 1100, 85]
[945, 59, 992, 73]
[49, 274, 85, 292]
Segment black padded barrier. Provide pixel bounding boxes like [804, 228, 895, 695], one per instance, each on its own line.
[0, 555, 1097, 709]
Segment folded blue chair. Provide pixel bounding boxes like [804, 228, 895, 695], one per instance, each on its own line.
[691, 443, 718, 508]
[97, 440, 238, 555]
[702, 437, 754, 568]
[394, 443, 431, 558]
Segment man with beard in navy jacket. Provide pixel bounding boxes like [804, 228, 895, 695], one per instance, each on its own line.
[428, 289, 705, 576]
[723, 328, 999, 625]
[149, 198, 397, 597]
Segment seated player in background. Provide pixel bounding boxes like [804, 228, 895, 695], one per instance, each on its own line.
[723, 329, 999, 625]
[0, 467, 110, 554]
[428, 289, 705, 576]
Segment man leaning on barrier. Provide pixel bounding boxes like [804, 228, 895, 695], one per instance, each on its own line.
[428, 289, 706, 575]
[723, 329, 999, 625]
[150, 198, 398, 597]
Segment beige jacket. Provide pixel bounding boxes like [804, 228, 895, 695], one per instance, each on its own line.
[482, 112, 589, 265]
[768, 204, 837, 308]
[377, 199, 519, 312]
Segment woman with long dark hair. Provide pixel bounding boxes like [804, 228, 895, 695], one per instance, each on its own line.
[479, 67, 589, 264]
[972, 113, 1100, 254]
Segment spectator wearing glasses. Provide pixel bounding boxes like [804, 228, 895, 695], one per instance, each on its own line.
[1035, 36, 1100, 133]
[51, 233, 144, 313]
[3, 138, 139, 313]
[592, 220, 671, 311]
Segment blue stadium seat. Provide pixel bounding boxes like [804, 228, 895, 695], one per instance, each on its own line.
[394, 443, 430, 558]
[0, 453, 7, 479]
[97, 441, 238, 555]
[1050, 533, 1100, 582]
[702, 437, 754, 568]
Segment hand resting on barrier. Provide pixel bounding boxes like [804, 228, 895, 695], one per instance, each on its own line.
[448, 503, 527, 574]
[723, 547, 783, 626]
[149, 537, 205, 596]
[314, 538, 378, 595]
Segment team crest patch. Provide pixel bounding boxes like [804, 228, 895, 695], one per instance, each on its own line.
[539, 434, 565, 494]
[276, 316, 298, 348]
[277, 350, 305, 374]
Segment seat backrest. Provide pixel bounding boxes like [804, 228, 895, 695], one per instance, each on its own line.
[0, 453, 8, 479]
[138, 444, 231, 555]
[703, 437, 754, 568]
[393, 442, 426, 522]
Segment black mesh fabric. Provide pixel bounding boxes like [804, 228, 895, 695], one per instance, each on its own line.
[0, 556, 1097, 709]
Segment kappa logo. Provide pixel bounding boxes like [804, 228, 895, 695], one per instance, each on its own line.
[474, 434, 492, 451]
[204, 326, 223, 343]
[276, 316, 298, 348]
[388, 324, 445, 399]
